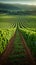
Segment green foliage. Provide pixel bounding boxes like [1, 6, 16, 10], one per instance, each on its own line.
[0, 28, 16, 54]
[19, 27, 36, 57]
[0, 14, 36, 58]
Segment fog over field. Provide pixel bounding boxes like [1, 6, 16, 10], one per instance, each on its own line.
[0, 0, 36, 5]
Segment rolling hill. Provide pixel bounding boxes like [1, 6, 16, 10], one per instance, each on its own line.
[0, 3, 36, 15]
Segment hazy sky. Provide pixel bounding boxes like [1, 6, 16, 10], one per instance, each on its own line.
[0, 0, 36, 5]
[0, 0, 36, 1]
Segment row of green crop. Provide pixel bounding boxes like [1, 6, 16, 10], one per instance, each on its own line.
[19, 22, 36, 32]
[21, 16, 36, 28]
[22, 24, 36, 32]
[0, 22, 16, 29]
[19, 27, 36, 57]
[0, 27, 16, 54]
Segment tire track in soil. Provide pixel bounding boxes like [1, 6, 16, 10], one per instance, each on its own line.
[19, 31, 35, 65]
[6, 30, 29, 65]
[6, 30, 35, 65]
[0, 32, 16, 65]
[0, 29, 36, 65]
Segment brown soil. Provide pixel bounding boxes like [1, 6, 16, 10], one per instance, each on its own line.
[0, 32, 16, 65]
[19, 31, 35, 65]
[0, 30, 36, 65]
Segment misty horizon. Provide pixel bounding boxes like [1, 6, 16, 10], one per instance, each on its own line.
[0, 1, 36, 5]
[0, 0, 36, 5]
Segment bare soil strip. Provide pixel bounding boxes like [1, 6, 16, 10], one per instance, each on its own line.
[5, 30, 29, 65]
[0, 32, 16, 65]
[19, 31, 35, 65]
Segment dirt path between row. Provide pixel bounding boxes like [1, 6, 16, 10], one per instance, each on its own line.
[0, 29, 36, 65]
[19, 31, 35, 65]
[0, 32, 16, 65]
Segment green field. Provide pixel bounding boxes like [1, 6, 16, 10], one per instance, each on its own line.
[0, 14, 36, 64]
